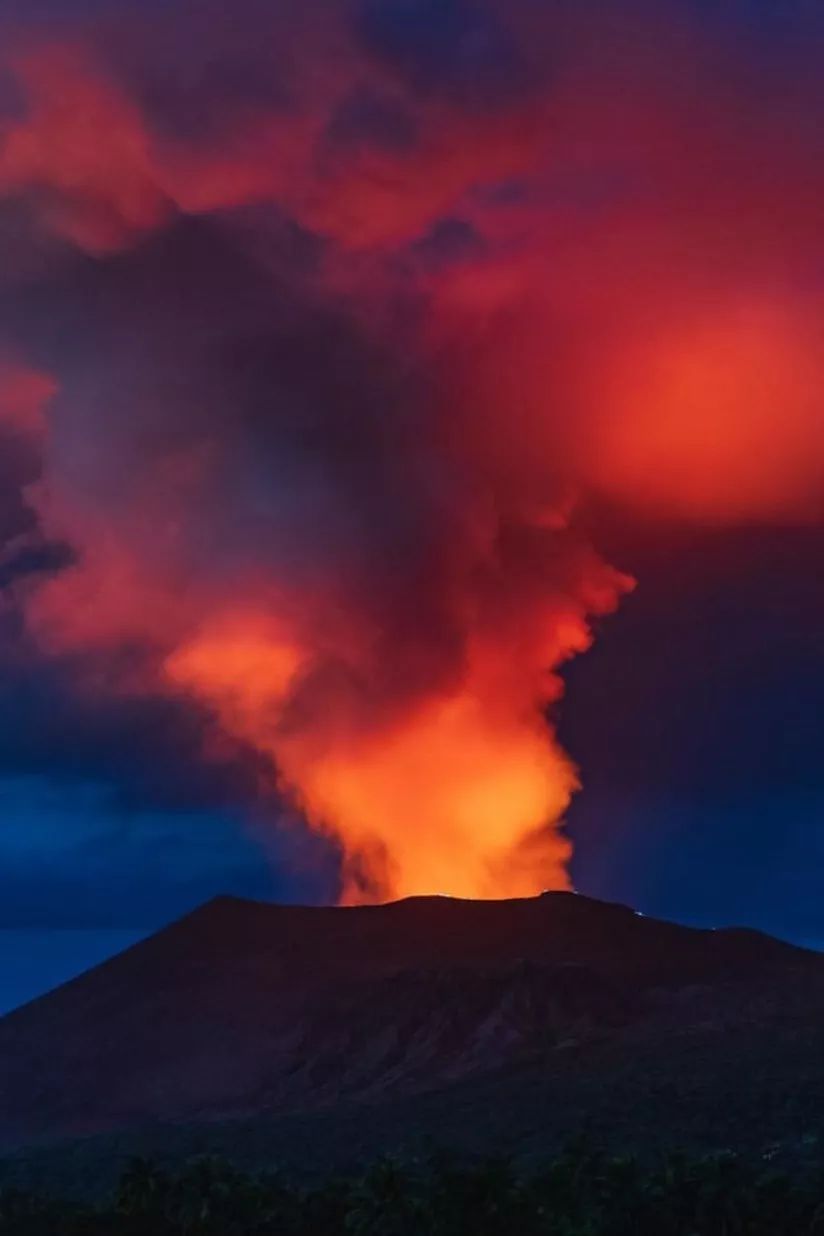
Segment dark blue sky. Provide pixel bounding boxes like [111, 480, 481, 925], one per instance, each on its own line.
[563, 519, 824, 948]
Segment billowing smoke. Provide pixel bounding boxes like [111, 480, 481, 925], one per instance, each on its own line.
[0, 0, 822, 901]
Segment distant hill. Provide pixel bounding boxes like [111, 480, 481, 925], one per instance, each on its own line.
[0, 892, 823, 1193]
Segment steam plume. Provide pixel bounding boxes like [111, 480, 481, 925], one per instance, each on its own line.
[0, 0, 822, 899]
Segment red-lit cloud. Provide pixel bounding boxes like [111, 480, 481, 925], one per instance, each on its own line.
[0, 0, 822, 900]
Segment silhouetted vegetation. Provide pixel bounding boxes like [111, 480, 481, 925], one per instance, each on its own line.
[3, 1142, 824, 1234]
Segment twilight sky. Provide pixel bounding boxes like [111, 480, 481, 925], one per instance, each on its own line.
[1, 0, 824, 1007]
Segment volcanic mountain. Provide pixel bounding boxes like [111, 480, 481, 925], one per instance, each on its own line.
[1, 892, 823, 1185]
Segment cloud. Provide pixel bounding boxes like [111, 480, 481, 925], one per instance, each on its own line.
[0, 0, 821, 904]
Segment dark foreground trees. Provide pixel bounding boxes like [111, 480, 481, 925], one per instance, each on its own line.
[3, 1143, 824, 1234]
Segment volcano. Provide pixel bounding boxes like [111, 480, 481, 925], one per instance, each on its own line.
[0, 892, 823, 1188]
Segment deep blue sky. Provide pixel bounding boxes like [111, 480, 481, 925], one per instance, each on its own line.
[563, 518, 824, 950]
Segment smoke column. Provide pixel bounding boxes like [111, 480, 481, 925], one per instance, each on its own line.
[0, 0, 822, 900]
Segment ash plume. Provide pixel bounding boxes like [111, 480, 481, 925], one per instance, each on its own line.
[0, 0, 822, 899]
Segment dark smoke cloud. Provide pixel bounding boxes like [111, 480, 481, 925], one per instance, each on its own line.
[0, 0, 822, 906]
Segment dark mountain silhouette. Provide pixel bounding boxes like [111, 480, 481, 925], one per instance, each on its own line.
[1, 891, 823, 1189]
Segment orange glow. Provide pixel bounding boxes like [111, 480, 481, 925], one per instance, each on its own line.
[162, 616, 594, 902]
[289, 692, 578, 902]
[590, 301, 824, 522]
[166, 627, 304, 719]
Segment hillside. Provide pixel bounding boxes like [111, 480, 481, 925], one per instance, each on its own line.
[0, 891, 822, 1189]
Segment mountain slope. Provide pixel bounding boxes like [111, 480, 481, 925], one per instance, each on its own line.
[0, 892, 818, 1152]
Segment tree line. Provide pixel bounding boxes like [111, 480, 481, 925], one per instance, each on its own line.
[2, 1141, 824, 1234]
